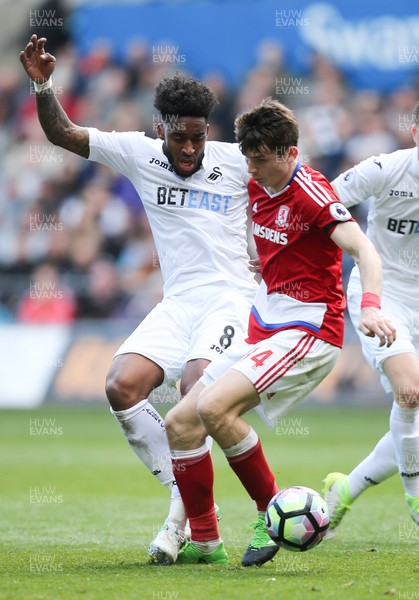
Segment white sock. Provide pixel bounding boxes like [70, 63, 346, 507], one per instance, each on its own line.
[111, 399, 174, 486]
[192, 539, 221, 552]
[223, 427, 258, 458]
[348, 431, 398, 499]
[390, 402, 419, 497]
[170, 443, 209, 460]
[164, 481, 187, 529]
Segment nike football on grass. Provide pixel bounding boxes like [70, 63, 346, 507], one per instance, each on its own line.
[242, 514, 280, 567]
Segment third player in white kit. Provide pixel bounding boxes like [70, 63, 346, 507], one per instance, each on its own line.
[324, 102, 419, 531]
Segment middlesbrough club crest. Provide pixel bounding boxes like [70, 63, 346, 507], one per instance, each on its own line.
[275, 205, 290, 229]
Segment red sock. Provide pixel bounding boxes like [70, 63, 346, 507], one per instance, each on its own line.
[172, 451, 219, 542]
[227, 440, 278, 511]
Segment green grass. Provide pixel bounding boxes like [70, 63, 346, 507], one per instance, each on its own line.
[1, 406, 417, 600]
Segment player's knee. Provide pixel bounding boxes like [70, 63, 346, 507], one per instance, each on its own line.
[198, 387, 226, 430]
[165, 406, 201, 447]
[164, 408, 182, 444]
[105, 370, 138, 411]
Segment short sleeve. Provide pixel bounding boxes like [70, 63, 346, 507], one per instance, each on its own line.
[332, 155, 387, 207]
[87, 128, 146, 178]
[297, 168, 354, 234]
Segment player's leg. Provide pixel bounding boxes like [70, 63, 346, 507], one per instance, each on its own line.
[171, 357, 221, 528]
[324, 354, 419, 534]
[151, 286, 253, 562]
[385, 353, 419, 524]
[323, 431, 398, 536]
[106, 352, 175, 483]
[105, 299, 192, 562]
[164, 338, 253, 565]
[179, 358, 210, 396]
[198, 368, 280, 567]
[147, 357, 213, 565]
[191, 331, 338, 566]
[165, 382, 228, 564]
[106, 309, 184, 490]
[325, 271, 418, 531]
[107, 352, 191, 564]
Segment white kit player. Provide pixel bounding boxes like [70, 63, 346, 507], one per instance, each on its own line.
[324, 102, 419, 530]
[20, 35, 258, 564]
[163, 99, 396, 567]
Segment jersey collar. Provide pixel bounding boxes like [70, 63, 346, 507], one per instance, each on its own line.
[264, 161, 302, 198]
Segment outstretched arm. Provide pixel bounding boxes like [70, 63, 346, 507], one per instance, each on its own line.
[19, 34, 89, 158]
[331, 220, 396, 347]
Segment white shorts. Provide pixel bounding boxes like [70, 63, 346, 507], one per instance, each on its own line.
[201, 329, 340, 425]
[347, 268, 419, 393]
[115, 282, 255, 384]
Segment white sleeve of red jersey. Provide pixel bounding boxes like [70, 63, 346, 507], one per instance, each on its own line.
[332, 155, 388, 207]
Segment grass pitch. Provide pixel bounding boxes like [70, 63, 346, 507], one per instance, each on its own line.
[1, 405, 417, 600]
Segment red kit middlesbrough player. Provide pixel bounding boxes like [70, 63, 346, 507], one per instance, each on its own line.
[164, 99, 396, 566]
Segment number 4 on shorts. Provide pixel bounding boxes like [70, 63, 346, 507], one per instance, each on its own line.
[248, 349, 273, 368]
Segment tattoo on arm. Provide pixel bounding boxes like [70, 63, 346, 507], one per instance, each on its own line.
[36, 90, 89, 158]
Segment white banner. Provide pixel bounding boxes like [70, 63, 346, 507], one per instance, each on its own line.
[0, 324, 70, 408]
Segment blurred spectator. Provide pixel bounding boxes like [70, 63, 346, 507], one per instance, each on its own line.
[385, 87, 419, 148]
[203, 72, 236, 141]
[76, 256, 129, 319]
[295, 54, 351, 180]
[59, 177, 131, 258]
[117, 214, 163, 319]
[17, 261, 76, 323]
[343, 92, 398, 166]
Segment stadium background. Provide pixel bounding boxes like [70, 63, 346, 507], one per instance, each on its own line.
[0, 0, 417, 410]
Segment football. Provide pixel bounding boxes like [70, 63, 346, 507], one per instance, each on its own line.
[265, 486, 330, 552]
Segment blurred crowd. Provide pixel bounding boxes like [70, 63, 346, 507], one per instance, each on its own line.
[0, 20, 417, 324]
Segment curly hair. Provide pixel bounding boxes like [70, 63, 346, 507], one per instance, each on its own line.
[154, 73, 218, 121]
[234, 98, 299, 156]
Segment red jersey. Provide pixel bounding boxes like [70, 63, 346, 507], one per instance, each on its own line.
[247, 162, 354, 348]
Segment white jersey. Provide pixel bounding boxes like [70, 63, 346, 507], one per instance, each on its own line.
[334, 147, 419, 385]
[332, 148, 419, 284]
[87, 128, 257, 298]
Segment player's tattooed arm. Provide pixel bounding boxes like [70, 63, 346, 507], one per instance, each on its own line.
[20, 34, 89, 158]
[36, 92, 89, 158]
